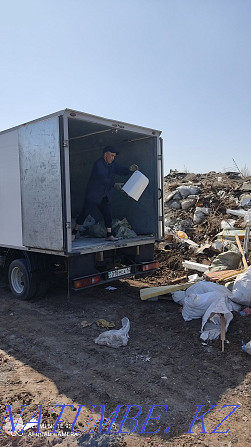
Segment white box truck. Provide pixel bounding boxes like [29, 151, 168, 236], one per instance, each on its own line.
[0, 109, 164, 299]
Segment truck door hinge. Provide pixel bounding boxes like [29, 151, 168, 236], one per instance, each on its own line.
[66, 222, 71, 229]
[63, 140, 69, 148]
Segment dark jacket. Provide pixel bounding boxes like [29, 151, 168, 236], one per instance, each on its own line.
[85, 157, 131, 204]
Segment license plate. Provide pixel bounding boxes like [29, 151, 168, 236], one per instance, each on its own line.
[108, 267, 131, 279]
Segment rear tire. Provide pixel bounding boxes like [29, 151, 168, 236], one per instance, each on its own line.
[8, 259, 37, 300]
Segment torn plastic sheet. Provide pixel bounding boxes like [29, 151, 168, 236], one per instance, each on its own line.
[95, 317, 130, 348]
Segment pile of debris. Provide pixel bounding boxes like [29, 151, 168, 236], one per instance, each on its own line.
[141, 170, 251, 349]
[151, 170, 251, 284]
[164, 170, 251, 244]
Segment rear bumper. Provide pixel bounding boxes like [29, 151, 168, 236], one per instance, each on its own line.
[72, 261, 159, 290]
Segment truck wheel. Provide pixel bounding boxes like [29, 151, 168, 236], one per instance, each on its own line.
[8, 259, 37, 300]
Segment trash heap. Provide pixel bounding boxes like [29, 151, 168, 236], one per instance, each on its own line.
[153, 170, 251, 282]
[141, 170, 251, 348]
[164, 170, 251, 244]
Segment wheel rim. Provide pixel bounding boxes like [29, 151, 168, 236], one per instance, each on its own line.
[11, 266, 25, 294]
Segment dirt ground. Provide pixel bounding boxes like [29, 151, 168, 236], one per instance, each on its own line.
[0, 258, 250, 447]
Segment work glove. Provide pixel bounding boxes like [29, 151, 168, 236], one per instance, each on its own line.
[114, 182, 124, 191]
[129, 164, 138, 172]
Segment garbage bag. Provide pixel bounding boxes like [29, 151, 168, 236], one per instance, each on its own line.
[177, 185, 200, 198]
[165, 191, 182, 202]
[193, 207, 209, 224]
[115, 226, 137, 238]
[172, 291, 186, 305]
[182, 292, 221, 321]
[112, 218, 137, 238]
[88, 222, 107, 238]
[87, 218, 137, 239]
[94, 317, 130, 348]
[181, 197, 197, 210]
[186, 281, 232, 297]
[200, 295, 239, 341]
[209, 250, 241, 272]
[231, 266, 251, 306]
[182, 281, 232, 321]
[167, 200, 181, 210]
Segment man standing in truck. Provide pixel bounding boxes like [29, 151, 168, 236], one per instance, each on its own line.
[72, 146, 138, 241]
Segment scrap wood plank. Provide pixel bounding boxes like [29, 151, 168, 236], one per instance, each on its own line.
[235, 234, 248, 270]
[140, 281, 197, 301]
[220, 314, 226, 352]
[169, 275, 187, 284]
[243, 227, 250, 257]
[204, 269, 243, 282]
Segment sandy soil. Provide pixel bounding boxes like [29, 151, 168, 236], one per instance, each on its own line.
[0, 263, 250, 447]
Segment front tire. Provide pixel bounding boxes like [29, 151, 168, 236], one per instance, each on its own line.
[8, 259, 37, 300]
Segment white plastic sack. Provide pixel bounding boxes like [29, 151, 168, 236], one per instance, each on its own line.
[186, 281, 232, 297]
[172, 291, 186, 305]
[200, 295, 239, 341]
[182, 281, 232, 322]
[182, 292, 220, 321]
[95, 317, 130, 348]
[231, 266, 251, 306]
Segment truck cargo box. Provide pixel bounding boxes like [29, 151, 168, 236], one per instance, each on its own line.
[0, 109, 164, 298]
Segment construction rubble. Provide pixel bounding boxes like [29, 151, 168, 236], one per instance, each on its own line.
[141, 170, 251, 350]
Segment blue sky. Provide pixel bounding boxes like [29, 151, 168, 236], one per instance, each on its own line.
[0, 0, 250, 174]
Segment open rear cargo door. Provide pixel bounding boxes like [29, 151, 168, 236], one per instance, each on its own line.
[19, 117, 64, 251]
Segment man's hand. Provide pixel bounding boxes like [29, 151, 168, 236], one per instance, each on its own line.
[129, 164, 138, 172]
[114, 182, 124, 191]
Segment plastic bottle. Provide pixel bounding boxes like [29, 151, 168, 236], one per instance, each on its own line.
[242, 340, 251, 355]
